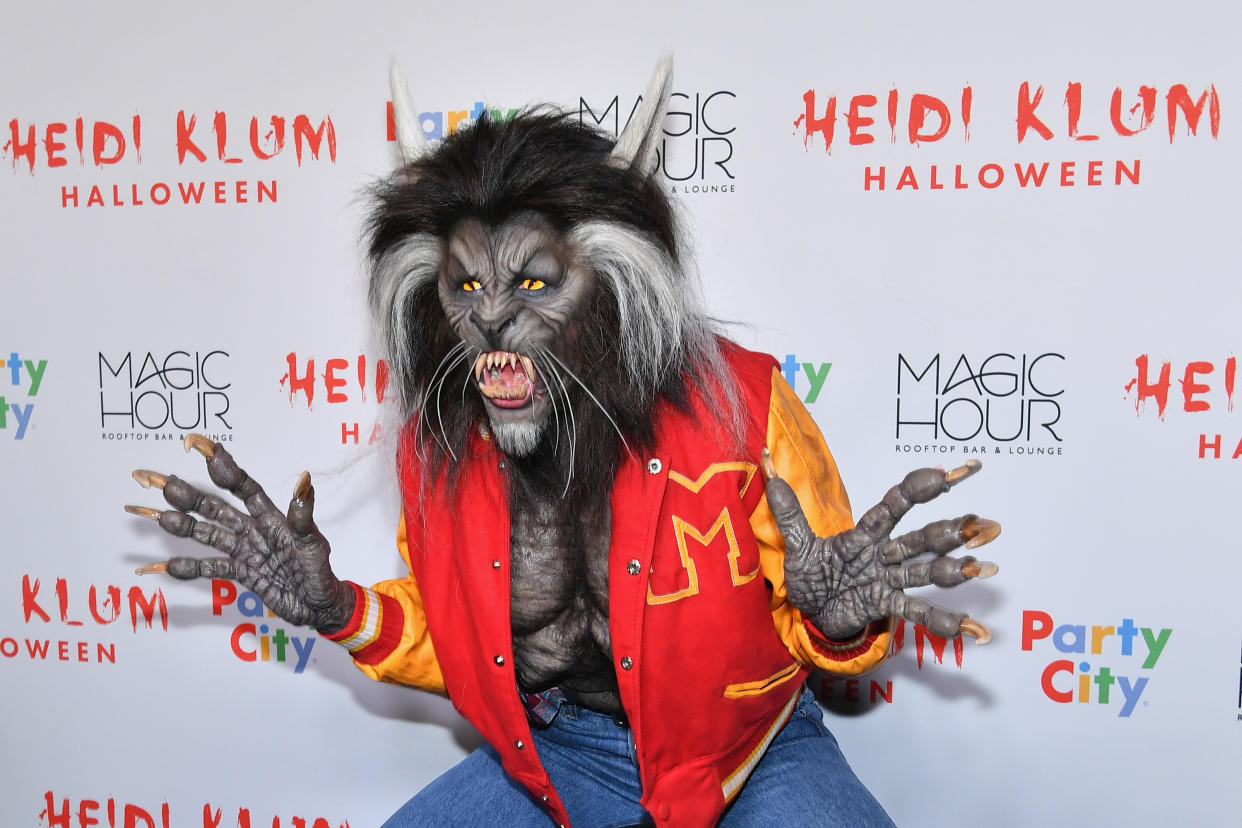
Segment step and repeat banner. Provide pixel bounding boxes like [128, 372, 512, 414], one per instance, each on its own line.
[3, 2, 1238, 826]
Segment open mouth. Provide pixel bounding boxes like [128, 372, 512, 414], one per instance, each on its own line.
[474, 351, 538, 409]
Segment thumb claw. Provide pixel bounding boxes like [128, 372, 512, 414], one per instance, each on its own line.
[293, 471, 312, 503]
[135, 562, 169, 575]
[760, 448, 778, 481]
[959, 618, 992, 645]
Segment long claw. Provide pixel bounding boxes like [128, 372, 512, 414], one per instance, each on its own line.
[135, 562, 169, 575]
[759, 448, 778, 481]
[183, 433, 216, 458]
[293, 471, 312, 502]
[944, 459, 982, 487]
[959, 618, 992, 644]
[961, 517, 1002, 549]
[961, 560, 999, 579]
[131, 469, 168, 489]
[125, 504, 162, 521]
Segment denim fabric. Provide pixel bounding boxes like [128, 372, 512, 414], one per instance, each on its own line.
[382, 685, 894, 828]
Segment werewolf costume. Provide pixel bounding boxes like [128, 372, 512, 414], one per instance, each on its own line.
[129, 59, 999, 827]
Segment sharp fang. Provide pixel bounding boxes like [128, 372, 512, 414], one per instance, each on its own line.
[520, 355, 535, 378]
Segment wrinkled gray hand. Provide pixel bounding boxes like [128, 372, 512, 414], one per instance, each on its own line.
[765, 454, 1000, 643]
[126, 434, 355, 634]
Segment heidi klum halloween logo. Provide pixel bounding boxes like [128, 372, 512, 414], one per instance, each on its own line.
[98, 350, 233, 442]
[278, 351, 390, 446]
[895, 352, 1065, 457]
[579, 88, 737, 195]
[3, 575, 168, 666]
[4, 107, 336, 208]
[792, 80, 1220, 192]
[1123, 354, 1239, 461]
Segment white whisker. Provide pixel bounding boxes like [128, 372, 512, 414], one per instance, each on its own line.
[543, 350, 633, 460]
[537, 348, 578, 498]
[421, 342, 468, 462]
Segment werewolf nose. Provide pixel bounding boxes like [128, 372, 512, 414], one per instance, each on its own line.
[470, 310, 515, 345]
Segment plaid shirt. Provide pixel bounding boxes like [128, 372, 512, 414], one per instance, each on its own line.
[521, 686, 570, 725]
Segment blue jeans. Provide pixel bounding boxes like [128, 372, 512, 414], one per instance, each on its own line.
[382, 685, 895, 827]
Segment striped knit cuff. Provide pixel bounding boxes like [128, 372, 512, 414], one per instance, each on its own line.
[322, 581, 403, 665]
[803, 618, 885, 662]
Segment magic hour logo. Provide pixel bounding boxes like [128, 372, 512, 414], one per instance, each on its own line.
[98, 350, 233, 442]
[894, 352, 1065, 457]
[579, 88, 738, 195]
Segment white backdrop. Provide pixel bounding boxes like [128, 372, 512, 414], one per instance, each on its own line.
[3, 2, 1239, 826]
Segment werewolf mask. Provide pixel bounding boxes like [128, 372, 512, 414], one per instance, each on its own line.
[367, 60, 736, 496]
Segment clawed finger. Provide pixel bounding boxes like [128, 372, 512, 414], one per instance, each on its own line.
[125, 503, 241, 555]
[136, 557, 239, 581]
[890, 594, 992, 644]
[132, 468, 251, 533]
[181, 432, 279, 519]
[885, 554, 998, 590]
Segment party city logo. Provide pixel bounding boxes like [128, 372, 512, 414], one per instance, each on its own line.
[1021, 609, 1171, 717]
[579, 87, 738, 195]
[779, 353, 833, 404]
[210, 580, 316, 673]
[0, 351, 47, 440]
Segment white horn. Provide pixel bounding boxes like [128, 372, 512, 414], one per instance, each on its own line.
[609, 55, 673, 176]
[390, 61, 429, 164]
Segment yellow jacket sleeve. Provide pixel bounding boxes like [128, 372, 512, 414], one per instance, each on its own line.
[751, 368, 893, 676]
[329, 515, 447, 694]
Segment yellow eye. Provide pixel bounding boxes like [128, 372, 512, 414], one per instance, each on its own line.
[520, 278, 546, 291]
[461, 280, 483, 293]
